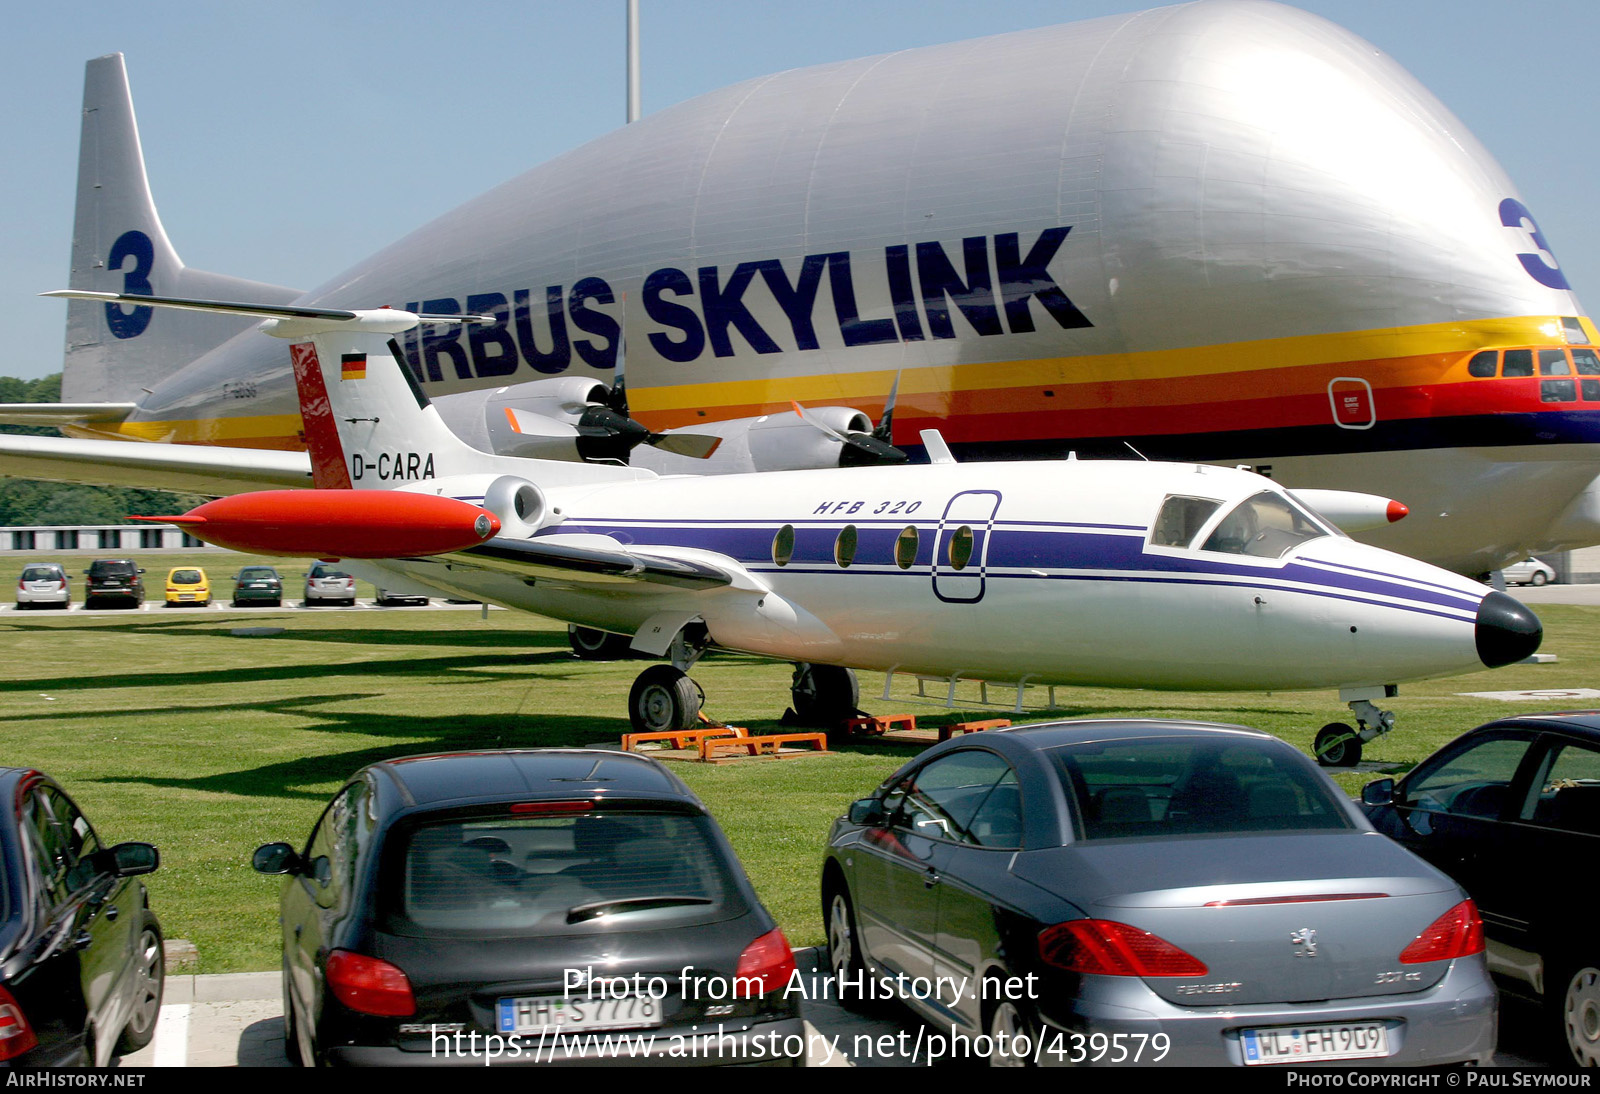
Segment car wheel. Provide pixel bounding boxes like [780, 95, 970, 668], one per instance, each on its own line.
[1314, 723, 1362, 767]
[568, 625, 634, 661]
[627, 665, 702, 732]
[1532, 571, 1549, 587]
[987, 998, 1037, 1067]
[114, 915, 164, 1055]
[826, 886, 872, 1013]
[1559, 963, 1600, 1067]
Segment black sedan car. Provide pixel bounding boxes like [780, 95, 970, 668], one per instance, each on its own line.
[823, 721, 1495, 1067]
[0, 769, 162, 1067]
[254, 748, 804, 1066]
[1363, 712, 1600, 1067]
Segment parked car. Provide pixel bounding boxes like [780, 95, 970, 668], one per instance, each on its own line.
[303, 563, 356, 606]
[163, 567, 211, 607]
[0, 768, 162, 1067]
[253, 748, 803, 1066]
[374, 588, 428, 606]
[822, 720, 1495, 1067]
[82, 560, 144, 609]
[1503, 558, 1557, 586]
[1363, 712, 1600, 1067]
[231, 566, 284, 607]
[14, 565, 69, 610]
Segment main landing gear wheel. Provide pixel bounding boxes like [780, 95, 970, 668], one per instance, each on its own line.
[1314, 723, 1362, 768]
[568, 625, 634, 661]
[628, 665, 703, 733]
[789, 663, 859, 728]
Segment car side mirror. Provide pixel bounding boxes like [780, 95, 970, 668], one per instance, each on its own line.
[252, 842, 301, 875]
[1361, 778, 1395, 808]
[137, 569, 146, 575]
[109, 841, 160, 877]
[848, 798, 887, 826]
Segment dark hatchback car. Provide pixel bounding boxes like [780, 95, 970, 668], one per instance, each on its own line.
[0, 769, 162, 1067]
[254, 749, 803, 1067]
[823, 721, 1495, 1067]
[82, 560, 144, 609]
[1363, 712, 1600, 1066]
[231, 566, 284, 607]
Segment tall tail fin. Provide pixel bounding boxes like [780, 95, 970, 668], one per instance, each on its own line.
[62, 54, 303, 402]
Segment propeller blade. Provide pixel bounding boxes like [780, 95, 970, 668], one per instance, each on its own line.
[873, 370, 902, 444]
[790, 400, 908, 466]
[648, 432, 723, 459]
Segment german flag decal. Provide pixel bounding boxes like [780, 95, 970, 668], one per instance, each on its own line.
[340, 353, 367, 381]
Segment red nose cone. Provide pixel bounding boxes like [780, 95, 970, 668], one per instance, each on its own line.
[170, 491, 501, 558]
[1386, 500, 1410, 523]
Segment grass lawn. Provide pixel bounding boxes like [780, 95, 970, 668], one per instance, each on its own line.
[1, 566, 1593, 972]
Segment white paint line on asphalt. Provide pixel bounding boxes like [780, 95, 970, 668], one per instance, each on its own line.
[152, 1003, 190, 1067]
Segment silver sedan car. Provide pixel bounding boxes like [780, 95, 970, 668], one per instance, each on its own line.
[821, 721, 1496, 1067]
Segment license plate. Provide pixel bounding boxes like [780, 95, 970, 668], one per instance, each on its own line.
[1241, 1022, 1389, 1064]
[496, 994, 664, 1035]
[179, 594, 195, 600]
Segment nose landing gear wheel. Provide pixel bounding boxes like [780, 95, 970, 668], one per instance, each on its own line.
[628, 665, 703, 732]
[1314, 723, 1362, 767]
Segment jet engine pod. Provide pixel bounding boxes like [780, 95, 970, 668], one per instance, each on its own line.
[482, 475, 548, 539]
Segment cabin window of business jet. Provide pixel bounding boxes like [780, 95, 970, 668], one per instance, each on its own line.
[895, 526, 919, 569]
[1201, 492, 1328, 559]
[835, 525, 858, 568]
[1150, 495, 1223, 548]
[1502, 349, 1534, 378]
[772, 524, 794, 566]
[949, 526, 975, 571]
[1467, 351, 1498, 378]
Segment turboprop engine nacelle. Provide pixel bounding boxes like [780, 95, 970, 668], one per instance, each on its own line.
[635, 407, 878, 475]
[431, 378, 613, 461]
[395, 474, 550, 540]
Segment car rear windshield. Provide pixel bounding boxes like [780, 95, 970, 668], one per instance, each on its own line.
[20, 567, 60, 581]
[170, 570, 203, 584]
[389, 809, 740, 934]
[90, 562, 135, 575]
[1052, 737, 1355, 841]
[312, 568, 351, 579]
[240, 568, 277, 579]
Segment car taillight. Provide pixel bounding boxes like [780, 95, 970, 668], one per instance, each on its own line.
[1039, 919, 1208, 977]
[325, 950, 416, 1016]
[734, 928, 796, 997]
[1398, 900, 1484, 964]
[0, 986, 38, 1060]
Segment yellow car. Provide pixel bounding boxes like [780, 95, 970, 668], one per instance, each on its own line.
[164, 567, 211, 607]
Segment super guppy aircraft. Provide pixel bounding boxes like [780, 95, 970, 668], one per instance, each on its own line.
[55, 290, 1539, 766]
[2, 0, 1596, 578]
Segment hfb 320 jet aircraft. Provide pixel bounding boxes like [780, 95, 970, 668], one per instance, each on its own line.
[51, 288, 1544, 767]
[3, 1, 1600, 577]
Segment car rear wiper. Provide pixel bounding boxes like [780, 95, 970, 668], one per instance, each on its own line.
[565, 896, 714, 924]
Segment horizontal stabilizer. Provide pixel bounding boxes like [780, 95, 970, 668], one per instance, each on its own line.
[0, 403, 135, 428]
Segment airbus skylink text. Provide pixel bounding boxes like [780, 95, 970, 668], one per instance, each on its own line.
[565, 964, 1040, 1005]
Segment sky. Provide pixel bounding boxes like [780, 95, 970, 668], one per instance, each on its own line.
[4, 0, 1597, 381]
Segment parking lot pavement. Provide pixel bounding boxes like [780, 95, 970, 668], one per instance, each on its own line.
[117, 950, 1547, 1068]
[1, 599, 496, 615]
